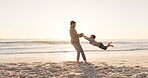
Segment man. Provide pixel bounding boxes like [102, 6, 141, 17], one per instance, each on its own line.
[69, 21, 87, 63]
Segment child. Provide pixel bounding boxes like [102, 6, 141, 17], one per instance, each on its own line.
[82, 34, 114, 50]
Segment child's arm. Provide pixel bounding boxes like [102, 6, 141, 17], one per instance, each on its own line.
[83, 35, 91, 41]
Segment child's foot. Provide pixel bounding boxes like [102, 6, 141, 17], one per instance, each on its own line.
[107, 42, 112, 46]
[110, 45, 114, 47]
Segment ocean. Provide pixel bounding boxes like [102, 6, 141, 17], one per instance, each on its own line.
[0, 39, 148, 63]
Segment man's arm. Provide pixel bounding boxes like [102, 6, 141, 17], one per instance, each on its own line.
[71, 28, 83, 37]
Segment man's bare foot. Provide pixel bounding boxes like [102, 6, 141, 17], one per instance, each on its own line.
[77, 60, 79, 63]
[84, 60, 88, 63]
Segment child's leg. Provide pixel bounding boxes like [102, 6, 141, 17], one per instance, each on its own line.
[98, 42, 114, 50]
[98, 43, 107, 50]
[107, 42, 114, 47]
[108, 45, 114, 47]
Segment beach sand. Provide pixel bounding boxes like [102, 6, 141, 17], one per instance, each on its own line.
[0, 61, 147, 78]
[0, 51, 148, 78]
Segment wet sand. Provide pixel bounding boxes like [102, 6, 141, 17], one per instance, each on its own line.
[0, 51, 147, 67]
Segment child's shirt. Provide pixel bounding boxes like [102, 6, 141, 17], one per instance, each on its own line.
[84, 36, 100, 46]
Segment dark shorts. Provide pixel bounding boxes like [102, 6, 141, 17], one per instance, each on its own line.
[98, 43, 107, 50]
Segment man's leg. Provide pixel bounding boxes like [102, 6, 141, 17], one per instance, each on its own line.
[77, 52, 80, 62]
[72, 43, 86, 62]
[76, 43, 87, 62]
[72, 43, 81, 62]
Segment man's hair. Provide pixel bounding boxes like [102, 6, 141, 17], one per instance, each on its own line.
[91, 35, 96, 39]
[70, 21, 76, 25]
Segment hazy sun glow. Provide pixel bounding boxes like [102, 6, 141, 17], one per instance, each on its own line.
[0, 0, 148, 40]
[66, 52, 77, 61]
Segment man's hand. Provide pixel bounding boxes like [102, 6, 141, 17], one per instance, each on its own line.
[82, 33, 86, 37]
[79, 33, 83, 37]
[81, 33, 85, 37]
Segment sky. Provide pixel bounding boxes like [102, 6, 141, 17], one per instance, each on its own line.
[0, 0, 148, 40]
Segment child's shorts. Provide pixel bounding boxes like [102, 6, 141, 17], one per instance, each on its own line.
[98, 43, 107, 50]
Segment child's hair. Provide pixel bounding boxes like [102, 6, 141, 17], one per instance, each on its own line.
[91, 35, 96, 39]
[70, 21, 76, 25]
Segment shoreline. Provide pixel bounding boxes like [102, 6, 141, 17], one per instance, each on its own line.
[0, 51, 147, 67]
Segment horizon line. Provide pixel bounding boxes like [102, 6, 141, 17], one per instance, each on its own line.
[0, 38, 148, 40]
